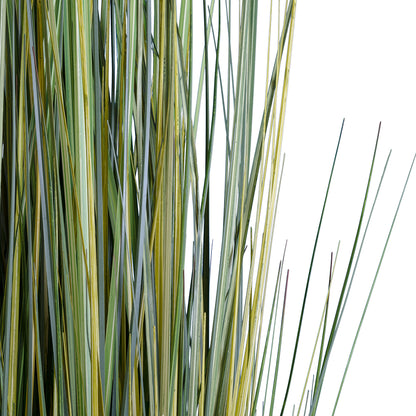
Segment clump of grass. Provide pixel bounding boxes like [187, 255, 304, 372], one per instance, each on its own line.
[0, 0, 413, 415]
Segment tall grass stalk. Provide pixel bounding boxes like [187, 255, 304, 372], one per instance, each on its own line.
[0, 0, 413, 415]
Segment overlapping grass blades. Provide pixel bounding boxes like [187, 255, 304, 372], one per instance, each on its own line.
[0, 0, 413, 414]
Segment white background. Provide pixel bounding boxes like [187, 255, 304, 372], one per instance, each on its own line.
[193, 0, 416, 414]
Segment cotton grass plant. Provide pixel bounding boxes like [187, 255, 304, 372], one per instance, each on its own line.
[0, 0, 414, 415]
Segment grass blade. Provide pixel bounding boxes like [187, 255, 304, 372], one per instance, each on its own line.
[279, 118, 344, 416]
[331, 153, 416, 414]
[310, 123, 382, 415]
[2, 5, 17, 413]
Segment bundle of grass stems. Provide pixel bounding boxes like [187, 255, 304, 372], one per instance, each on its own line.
[0, 0, 414, 414]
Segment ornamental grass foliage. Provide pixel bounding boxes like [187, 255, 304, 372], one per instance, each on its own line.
[0, 0, 414, 415]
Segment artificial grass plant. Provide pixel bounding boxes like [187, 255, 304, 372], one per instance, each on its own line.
[0, 0, 413, 415]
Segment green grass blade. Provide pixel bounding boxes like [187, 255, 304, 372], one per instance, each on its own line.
[336, 151, 392, 333]
[331, 153, 416, 415]
[25, 0, 59, 400]
[202, 0, 212, 366]
[92, 0, 106, 385]
[269, 271, 290, 415]
[2, 4, 17, 413]
[129, 0, 154, 410]
[243, 0, 293, 241]
[25, 90, 35, 416]
[0, 0, 6, 206]
[57, 183, 77, 415]
[279, 118, 344, 416]
[314, 249, 338, 395]
[192, 0, 216, 139]
[104, 197, 122, 415]
[188, 230, 203, 415]
[170, 2, 194, 414]
[310, 123, 382, 415]
[251, 255, 283, 415]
